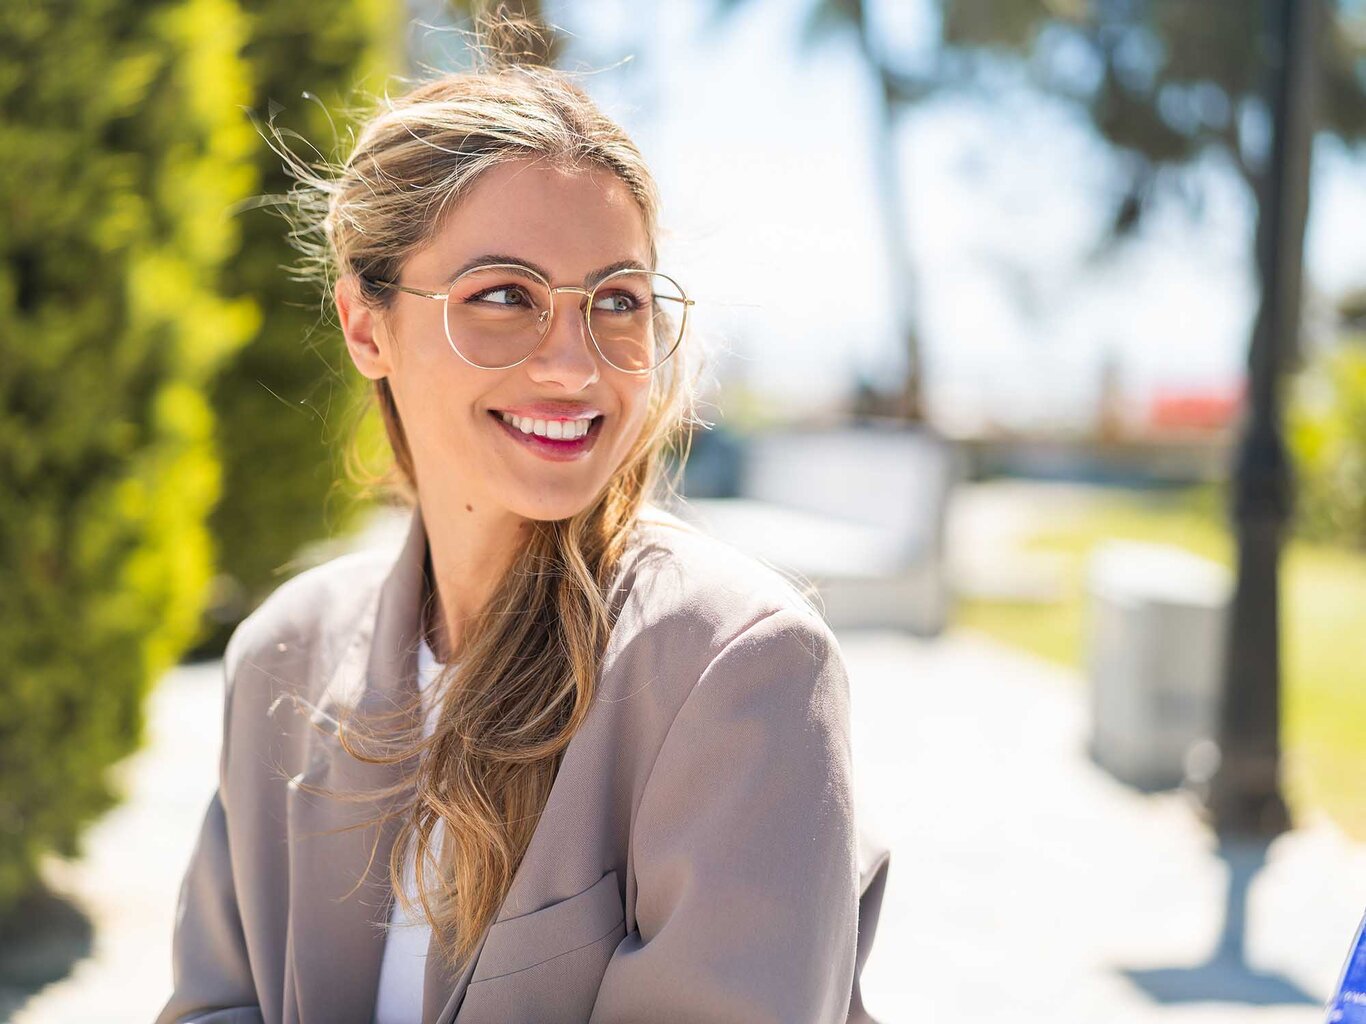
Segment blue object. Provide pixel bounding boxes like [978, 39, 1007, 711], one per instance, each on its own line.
[1326, 909, 1366, 1023]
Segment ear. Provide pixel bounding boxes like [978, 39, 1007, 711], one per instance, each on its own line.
[336, 273, 393, 381]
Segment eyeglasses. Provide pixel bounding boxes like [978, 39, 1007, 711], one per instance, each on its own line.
[364, 262, 694, 375]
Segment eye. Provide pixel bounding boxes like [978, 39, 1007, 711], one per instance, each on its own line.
[468, 284, 534, 307]
[592, 289, 647, 314]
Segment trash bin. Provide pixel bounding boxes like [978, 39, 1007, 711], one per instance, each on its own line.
[1085, 540, 1232, 790]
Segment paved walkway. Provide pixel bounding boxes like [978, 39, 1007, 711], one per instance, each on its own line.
[846, 626, 1365, 1023]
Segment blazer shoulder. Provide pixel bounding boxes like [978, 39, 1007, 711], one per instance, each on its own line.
[615, 502, 836, 661]
[223, 544, 393, 692]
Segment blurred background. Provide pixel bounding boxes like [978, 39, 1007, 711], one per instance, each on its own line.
[2, 0, 1365, 1021]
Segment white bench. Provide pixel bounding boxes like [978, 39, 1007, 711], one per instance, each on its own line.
[671, 422, 964, 635]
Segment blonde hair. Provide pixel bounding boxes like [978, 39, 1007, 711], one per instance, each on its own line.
[263, 14, 704, 977]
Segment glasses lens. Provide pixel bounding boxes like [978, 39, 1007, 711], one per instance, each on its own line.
[589, 271, 686, 373]
[445, 266, 552, 368]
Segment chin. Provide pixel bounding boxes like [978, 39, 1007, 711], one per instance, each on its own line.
[505, 489, 602, 524]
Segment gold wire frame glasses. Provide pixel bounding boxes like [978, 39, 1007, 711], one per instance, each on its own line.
[365, 262, 695, 375]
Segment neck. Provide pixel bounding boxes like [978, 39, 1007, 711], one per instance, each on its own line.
[418, 489, 529, 664]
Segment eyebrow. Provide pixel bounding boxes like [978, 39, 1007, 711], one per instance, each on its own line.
[444, 254, 650, 288]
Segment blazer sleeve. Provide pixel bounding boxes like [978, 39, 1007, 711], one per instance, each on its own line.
[589, 607, 861, 1024]
[154, 628, 265, 1024]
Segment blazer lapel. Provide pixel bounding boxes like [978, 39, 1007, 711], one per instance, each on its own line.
[285, 502, 428, 1024]
[422, 921, 488, 1024]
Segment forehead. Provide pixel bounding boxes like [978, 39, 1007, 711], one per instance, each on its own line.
[419, 157, 651, 281]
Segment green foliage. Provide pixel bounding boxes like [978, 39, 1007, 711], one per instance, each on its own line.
[1288, 335, 1366, 549]
[939, 0, 1366, 217]
[201, 0, 401, 645]
[0, 0, 257, 910]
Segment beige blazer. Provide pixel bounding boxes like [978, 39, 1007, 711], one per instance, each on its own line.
[156, 501, 891, 1024]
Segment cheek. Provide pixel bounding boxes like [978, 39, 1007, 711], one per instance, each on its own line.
[617, 381, 653, 444]
[396, 366, 486, 455]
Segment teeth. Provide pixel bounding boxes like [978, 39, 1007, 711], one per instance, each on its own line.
[498, 411, 596, 440]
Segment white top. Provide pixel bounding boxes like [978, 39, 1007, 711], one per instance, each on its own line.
[372, 635, 449, 1024]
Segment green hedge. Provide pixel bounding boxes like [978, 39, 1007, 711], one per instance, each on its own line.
[0, 0, 258, 912]
[199, 0, 400, 650]
[1289, 334, 1366, 550]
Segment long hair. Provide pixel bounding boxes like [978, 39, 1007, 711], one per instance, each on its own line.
[260, 14, 706, 977]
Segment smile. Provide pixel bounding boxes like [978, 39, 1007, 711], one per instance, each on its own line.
[488, 410, 605, 462]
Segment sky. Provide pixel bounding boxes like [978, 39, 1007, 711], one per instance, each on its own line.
[413, 0, 1366, 434]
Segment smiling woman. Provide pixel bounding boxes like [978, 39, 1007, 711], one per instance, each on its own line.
[155, 11, 889, 1024]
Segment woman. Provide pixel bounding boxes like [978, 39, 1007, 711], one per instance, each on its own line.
[157, 26, 890, 1024]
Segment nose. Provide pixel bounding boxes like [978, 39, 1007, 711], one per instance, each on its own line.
[524, 291, 601, 390]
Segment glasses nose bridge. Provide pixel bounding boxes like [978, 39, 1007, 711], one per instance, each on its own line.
[550, 283, 592, 309]
[537, 283, 594, 332]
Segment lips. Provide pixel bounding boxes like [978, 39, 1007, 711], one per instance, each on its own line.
[488, 410, 605, 461]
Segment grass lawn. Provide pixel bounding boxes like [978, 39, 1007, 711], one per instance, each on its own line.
[957, 483, 1366, 839]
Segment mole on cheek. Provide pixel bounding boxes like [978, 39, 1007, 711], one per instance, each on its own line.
[465, 503, 473, 512]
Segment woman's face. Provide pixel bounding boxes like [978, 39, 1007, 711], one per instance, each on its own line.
[344, 157, 656, 523]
